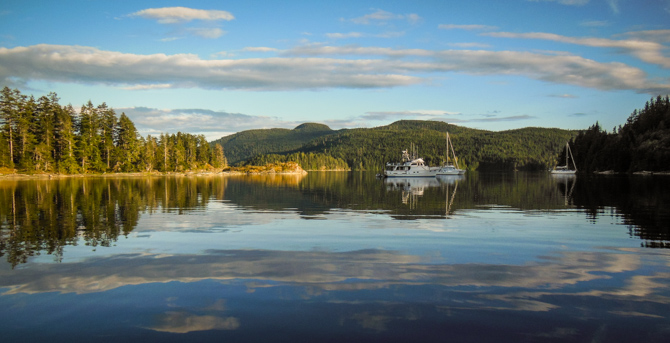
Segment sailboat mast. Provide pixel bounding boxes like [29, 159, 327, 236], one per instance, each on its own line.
[446, 133, 449, 164]
[446, 132, 459, 169]
[567, 143, 577, 171]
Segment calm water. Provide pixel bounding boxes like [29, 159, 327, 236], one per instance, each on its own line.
[1, 172, 669, 342]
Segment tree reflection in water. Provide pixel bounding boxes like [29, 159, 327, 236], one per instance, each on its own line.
[1, 172, 668, 268]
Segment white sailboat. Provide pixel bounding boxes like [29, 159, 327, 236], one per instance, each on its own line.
[551, 142, 577, 175]
[437, 132, 466, 175]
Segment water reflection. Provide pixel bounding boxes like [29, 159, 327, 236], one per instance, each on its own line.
[1, 246, 669, 341]
[1, 173, 669, 267]
[0, 248, 645, 295]
[569, 175, 670, 245]
[1, 173, 670, 342]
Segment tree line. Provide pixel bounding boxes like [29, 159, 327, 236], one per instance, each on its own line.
[567, 96, 670, 173]
[0, 87, 227, 174]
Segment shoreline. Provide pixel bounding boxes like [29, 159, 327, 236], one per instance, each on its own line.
[0, 170, 309, 179]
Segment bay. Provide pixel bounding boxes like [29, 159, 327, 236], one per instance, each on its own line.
[1, 172, 669, 342]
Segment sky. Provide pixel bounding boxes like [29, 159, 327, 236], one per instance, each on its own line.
[1, 0, 669, 140]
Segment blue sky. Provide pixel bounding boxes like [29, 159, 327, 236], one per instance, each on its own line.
[1, 0, 669, 140]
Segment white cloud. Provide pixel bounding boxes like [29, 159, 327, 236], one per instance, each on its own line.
[130, 7, 234, 24]
[621, 30, 670, 43]
[242, 47, 279, 52]
[0, 44, 421, 91]
[449, 42, 492, 49]
[606, 0, 620, 13]
[129, 7, 232, 40]
[485, 31, 670, 68]
[376, 31, 405, 38]
[580, 20, 609, 27]
[348, 9, 421, 25]
[325, 32, 405, 39]
[438, 24, 499, 31]
[548, 93, 579, 98]
[187, 27, 225, 39]
[529, 0, 622, 13]
[160, 37, 182, 42]
[326, 32, 363, 39]
[471, 114, 535, 122]
[122, 83, 173, 90]
[355, 109, 538, 125]
[362, 110, 461, 121]
[212, 51, 233, 58]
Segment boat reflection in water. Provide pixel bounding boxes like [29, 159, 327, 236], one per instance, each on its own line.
[436, 174, 465, 184]
[384, 177, 441, 205]
[551, 172, 576, 206]
[384, 175, 464, 217]
[437, 174, 465, 217]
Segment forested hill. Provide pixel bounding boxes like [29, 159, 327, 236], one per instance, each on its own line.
[215, 119, 577, 171]
[568, 96, 670, 173]
[210, 123, 334, 164]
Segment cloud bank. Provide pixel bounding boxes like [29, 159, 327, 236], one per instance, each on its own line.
[0, 43, 668, 94]
[486, 31, 670, 68]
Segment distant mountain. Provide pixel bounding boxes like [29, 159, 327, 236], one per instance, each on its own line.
[211, 120, 578, 171]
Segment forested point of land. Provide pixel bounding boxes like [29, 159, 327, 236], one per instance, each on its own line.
[0, 87, 227, 174]
[566, 95, 670, 173]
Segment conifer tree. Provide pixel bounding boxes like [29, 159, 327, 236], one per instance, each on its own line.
[98, 103, 117, 171]
[114, 113, 140, 172]
[0, 87, 21, 168]
[140, 135, 158, 172]
[55, 105, 79, 173]
[76, 101, 104, 172]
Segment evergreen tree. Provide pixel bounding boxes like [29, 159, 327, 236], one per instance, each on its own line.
[0, 87, 21, 168]
[98, 103, 117, 171]
[172, 133, 186, 171]
[16, 95, 38, 170]
[157, 133, 172, 172]
[139, 135, 158, 172]
[33, 93, 59, 172]
[114, 113, 140, 172]
[75, 101, 104, 172]
[55, 104, 79, 173]
[196, 134, 211, 168]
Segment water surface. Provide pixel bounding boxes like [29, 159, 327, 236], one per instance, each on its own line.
[1, 172, 669, 342]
